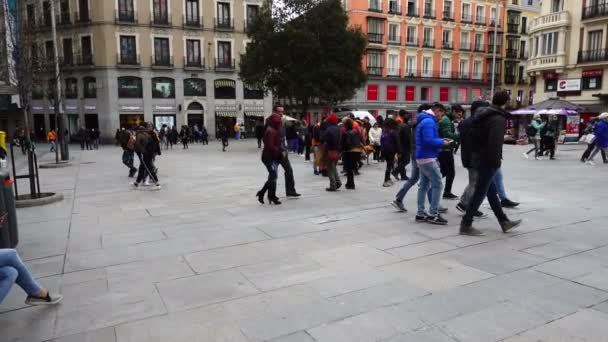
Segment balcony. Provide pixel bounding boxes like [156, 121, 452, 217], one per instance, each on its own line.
[443, 11, 454, 21]
[184, 57, 205, 70]
[475, 16, 486, 25]
[527, 54, 567, 73]
[472, 73, 484, 80]
[387, 68, 400, 77]
[460, 42, 471, 51]
[442, 41, 453, 50]
[57, 12, 71, 26]
[388, 3, 401, 14]
[183, 15, 203, 29]
[452, 71, 470, 80]
[520, 51, 528, 60]
[367, 66, 383, 76]
[75, 54, 94, 67]
[367, 32, 383, 44]
[369, 0, 382, 12]
[474, 44, 485, 52]
[422, 39, 435, 48]
[423, 7, 435, 19]
[59, 56, 74, 67]
[117, 54, 140, 67]
[486, 73, 501, 83]
[151, 14, 172, 27]
[487, 45, 502, 55]
[507, 23, 519, 34]
[115, 10, 137, 24]
[506, 48, 519, 59]
[74, 11, 91, 24]
[577, 49, 608, 64]
[215, 58, 236, 71]
[529, 11, 569, 34]
[406, 6, 418, 17]
[488, 20, 503, 30]
[215, 17, 234, 31]
[518, 77, 528, 85]
[461, 13, 472, 23]
[39, 15, 52, 28]
[388, 36, 401, 45]
[405, 37, 418, 47]
[582, 3, 608, 21]
[505, 74, 516, 84]
[151, 55, 174, 69]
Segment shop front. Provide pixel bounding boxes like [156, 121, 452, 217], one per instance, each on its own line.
[152, 104, 177, 131]
[186, 102, 205, 128]
[215, 109, 238, 137]
[243, 104, 265, 137]
[119, 104, 145, 129]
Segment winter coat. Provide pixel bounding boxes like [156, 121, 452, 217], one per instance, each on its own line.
[470, 105, 508, 169]
[255, 123, 265, 139]
[343, 128, 362, 152]
[415, 113, 445, 160]
[458, 116, 475, 168]
[381, 129, 398, 154]
[368, 127, 382, 145]
[595, 120, 608, 148]
[323, 124, 342, 151]
[397, 122, 412, 161]
[438, 115, 458, 151]
[262, 115, 282, 162]
[530, 119, 545, 139]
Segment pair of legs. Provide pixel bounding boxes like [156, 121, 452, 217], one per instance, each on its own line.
[395, 154, 409, 180]
[135, 153, 158, 185]
[311, 146, 320, 173]
[327, 157, 341, 190]
[257, 137, 262, 148]
[49, 141, 56, 152]
[278, 153, 298, 195]
[122, 150, 137, 177]
[588, 146, 608, 162]
[304, 142, 311, 161]
[258, 160, 279, 201]
[417, 161, 443, 217]
[461, 167, 510, 205]
[461, 166, 509, 228]
[372, 144, 381, 161]
[182, 140, 189, 149]
[222, 139, 229, 151]
[525, 138, 541, 159]
[581, 142, 607, 162]
[287, 139, 299, 153]
[438, 150, 456, 196]
[343, 152, 358, 189]
[0, 249, 60, 305]
[384, 152, 395, 183]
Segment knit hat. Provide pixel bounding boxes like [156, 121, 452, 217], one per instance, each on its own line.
[533, 113, 541, 120]
[327, 114, 339, 124]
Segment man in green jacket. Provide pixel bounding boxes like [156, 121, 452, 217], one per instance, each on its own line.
[438, 105, 463, 200]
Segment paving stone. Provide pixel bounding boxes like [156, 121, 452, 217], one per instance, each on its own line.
[594, 301, 608, 315]
[156, 269, 260, 312]
[307, 243, 401, 271]
[304, 268, 399, 298]
[574, 267, 608, 291]
[185, 244, 273, 274]
[102, 229, 166, 248]
[105, 255, 195, 290]
[116, 318, 248, 342]
[522, 240, 597, 259]
[24, 255, 65, 278]
[443, 245, 549, 275]
[366, 232, 430, 250]
[382, 327, 458, 342]
[387, 240, 459, 260]
[51, 327, 116, 342]
[0, 305, 57, 342]
[268, 331, 316, 342]
[534, 253, 608, 280]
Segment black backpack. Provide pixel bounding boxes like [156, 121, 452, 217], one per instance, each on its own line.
[526, 124, 537, 137]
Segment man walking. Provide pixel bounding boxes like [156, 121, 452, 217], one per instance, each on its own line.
[438, 105, 459, 200]
[47, 129, 57, 153]
[394, 110, 411, 181]
[118, 128, 137, 178]
[274, 106, 301, 197]
[460, 91, 522, 236]
[415, 103, 451, 225]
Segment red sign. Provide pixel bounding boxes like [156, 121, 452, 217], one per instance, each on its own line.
[405, 86, 415, 101]
[367, 85, 378, 101]
[386, 85, 397, 101]
[472, 88, 481, 100]
[439, 87, 449, 102]
[582, 69, 603, 77]
[543, 72, 559, 80]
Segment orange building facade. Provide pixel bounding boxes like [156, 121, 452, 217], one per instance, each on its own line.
[341, 0, 506, 116]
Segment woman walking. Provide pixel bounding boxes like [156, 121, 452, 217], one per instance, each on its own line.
[257, 114, 283, 205]
[524, 114, 545, 160]
[368, 122, 382, 163]
[180, 126, 189, 149]
[381, 118, 399, 187]
[586, 112, 608, 165]
[342, 118, 362, 190]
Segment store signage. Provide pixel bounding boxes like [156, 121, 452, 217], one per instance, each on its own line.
[31, 105, 44, 111]
[543, 72, 559, 80]
[84, 105, 96, 111]
[154, 105, 175, 111]
[120, 105, 143, 111]
[558, 79, 581, 92]
[65, 105, 78, 111]
[582, 69, 603, 78]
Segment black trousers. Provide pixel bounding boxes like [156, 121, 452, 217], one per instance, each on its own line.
[582, 142, 607, 162]
[396, 154, 410, 179]
[438, 150, 455, 195]
[257, 137, 262, 148]
[343, 152, 358, 187]
[305, 143, 311, 161]
[384, 152, 395, 182]
[136, 153, 158, 184]
[462, 166, 508, 226]
[278, 153, 296, 194]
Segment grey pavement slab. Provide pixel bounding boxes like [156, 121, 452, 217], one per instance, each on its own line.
[3, 143, 608, 341]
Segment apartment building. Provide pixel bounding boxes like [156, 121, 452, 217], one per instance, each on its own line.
[0, 0, 19, 137]
[25, 0, 270, 140]
[339, 0, 506, 117]
[500, 0, 539, 108]
[528, 0, 608, 130]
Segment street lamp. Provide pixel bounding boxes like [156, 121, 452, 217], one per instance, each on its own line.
[490, 0, 500, 97]
[50, 0, 69, 162]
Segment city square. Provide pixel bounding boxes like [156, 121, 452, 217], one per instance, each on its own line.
[1, 141, 608, 342]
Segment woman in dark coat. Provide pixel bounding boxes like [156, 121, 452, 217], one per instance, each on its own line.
[256, 114, 283, 205]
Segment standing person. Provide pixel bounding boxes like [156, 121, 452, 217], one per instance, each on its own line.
[394, 110, 411, 181]
[200, 125, 209, 145]
[219, 125, 229, 152]
[0, 249, 63, 305]
[580, 118, 607, 163]
[451, 105, 464, 154]
[169, 126, 178, 149]
[47, 129, 57, 153]
[368, 122, 382, 163]
[78, 127, 86, 150]
[286, 122, 299, 153]
[85, 129, 92, 150]
[91, 128, 100, 149]
[323, 114, 342, 191]
[132, 123, 161, 190]
[180, 126, 189, 149]
[460, 91, 522, 236]
[415, 103, 451, 225]
[342, 118, 361, 190]
[118, 128, 137, 178]
[234, 122, 241, 140]
[115, 129, 121, 146]
[438, 105, 460, 200]
[540, 117, 557, 160]
[586, 112, 608, 165]
[381, 118, 399, 187]
[256, 114, 282, 205]
[274, 106, 301, 197]
[304, 122, 313, 162]
[311, 121, 322, 175]
[255, 119, 265, 149]
[524, 113, 546, 160]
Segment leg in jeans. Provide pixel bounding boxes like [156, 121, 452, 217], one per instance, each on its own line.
[327, 159, 340, 189]
[459, 168, 479, 207]
[144, 154, 158, 183]
[312, 146, 319, 172]
[462, 167, 509, 226]
[493, 167, 508, 201]
[279, 154, 296, 194]
[417, 165, 431, 216]
[418, 162, 443, 216]
[384, 153, 395, 182]
[261, 161, 278, 199]
[396, 156, 419, 202]
[0, 249, 42, 301]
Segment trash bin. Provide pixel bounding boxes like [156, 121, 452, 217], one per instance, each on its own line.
[0, 171, 17, 248]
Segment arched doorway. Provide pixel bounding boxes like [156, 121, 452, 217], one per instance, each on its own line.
[186, 101, 205, 128]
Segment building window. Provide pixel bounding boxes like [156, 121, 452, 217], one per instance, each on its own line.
[405, 86, 415, 101]
[423, 27, 433, 46]
[117, 76, 143, 98]
[474, 33, 483, 51]
[583, 76, 602, 90]
[185, 0, 200, 25]
[246, 5, 259, 28]
[217, 41, 232, 67]
[62, 38, 73, 65]
[217, 2, 231, 27]
[460, 32, 469, 49]
[78, 0, 90, 22]
[81, 36, 93, 65]
[367, 85, 379, 101]
[43, 1, 52, 26]
[26, 4, 35, 27]
[45, 41, 54, 60]
[64, 78, 77, 99]
[421, 87, 431, 101]
[541, 32, 558, 55]
[473, 61, 482, 79]
[439, 87, 449, 102]
[422, 57, 432, 77]
[406, 56, 415, 75]
[119, 36, 137, 64]
[442, 30, 452, 48]
[367, 51, 383, 75]
[491, 7, 497, 22]
[459, 59, 468, 78]
[153, 0, 169, 23]
[424, 0, 434, 17]
[462, 3, 470, 21]
[441, 58, 450, 78]
[83, 77, 96, 98]
[406, 26, 417, 44]
[47, 79, 57, 99]
[186, 39, 202, 66]
[184, 78, 206, 97]
[152, 77, 175, 98]
[545, 79, 557, 91]
[588, 30, 603, 51]
[154, 38, 171, 65]
[388, 23, 399, 43]
[118, 0, 135, 21]
[367, 18, 384, 43]
[388, 54, 399, 76]
[214, 79, 236, 99]
[244, 84, 264, 99]
[551, 0, 562, 12]
[457, 88, 467, 102]
[472, 88, 481, 100]
[386, 85, 398, 101]
[475, 6, 484, 22]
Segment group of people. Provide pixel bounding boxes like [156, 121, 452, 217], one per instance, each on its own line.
[580, 113, 608, 165]
[77, 127, 100, 151]
[117, 124, 162, 190]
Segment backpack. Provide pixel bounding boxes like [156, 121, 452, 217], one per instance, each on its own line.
[125, 131, 136, 150]
[134, 131, 150, 154]
[526, 124, 537, 137]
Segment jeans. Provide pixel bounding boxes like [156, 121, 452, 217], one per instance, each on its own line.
[384, 152, 395, 182]
[235, 131, 241, 140]
[288, 139, 299, 153]
[122, 150, 136, 172]
[462, 166, 509, 226]
[526, 138, 541, 158]
[136, 153, 158, 184]
[396, 156, 431, 203]
[0, 249, 42, 303]
[311, 146, 319, 172]
[492, 168, 507, 201]
[343, 151, 358, 187]
[459, 168, 479, 207]
[417, 161, 443, 216]
[259, 160, 279, 199]
[438, 150, 455, 195]
[278, 153, 296, 194]
[327, 157, 341, 189]
[588, 146, 608, 162]
[49, 141, 56, 152]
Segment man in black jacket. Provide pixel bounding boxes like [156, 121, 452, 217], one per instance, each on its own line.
[460, 91, 521, 236]
[394, 110, 411, 180]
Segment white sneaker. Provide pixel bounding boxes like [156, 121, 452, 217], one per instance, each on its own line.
[586, 160, 595, 165]
[523, 152, 529, 159]
[144, 180, 151, 186]
[151, 184, 161, 190]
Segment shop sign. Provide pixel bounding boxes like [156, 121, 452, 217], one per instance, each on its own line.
[84, 105, 96, 111]
[582, 69, 603, 78]
[557, 79, 581, 92]
[543, 72, 559, 80]
[153, 105, 175, 112]
[120, 105, 143, 112]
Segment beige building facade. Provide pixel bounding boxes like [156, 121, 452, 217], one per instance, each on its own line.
[26, 0, 270, 140]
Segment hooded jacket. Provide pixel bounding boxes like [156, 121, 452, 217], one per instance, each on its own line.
[368, 127, 382, 145]
[262, 115, 282, 162]
[595, 119, 608, 148]
[415, 112, 445, 160]
[323, 123, 342, 151]
[470, 105, 508, 169]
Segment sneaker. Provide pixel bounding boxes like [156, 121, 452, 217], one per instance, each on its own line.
[535, 157, 543, 161]
[144, 180, 151, 186]
[443, 193, 459, 200]
[391, 200, 407, 213]
[415, 214, 430, 222]
[586, 160, 595, 165]
[500, 219, 522, 233]
[460, 224, 485, 236]
[382, 181, 392, 187]
[325, 187, 337, 192]
[523, 152, 529, 159]
[439, 206, 448, 214]
[501, 199, 520, 208]
[455, 203, 466, 213]
[25, 293, 63, 306]
[427, 214, 448, 225]
[150, 184, 161, 191]
[131, 182, 139, 189]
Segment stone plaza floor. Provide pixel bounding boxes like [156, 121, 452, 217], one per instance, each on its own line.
[1, 140, 608, 342]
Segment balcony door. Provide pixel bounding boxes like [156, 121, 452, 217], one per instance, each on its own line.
[120, 36, 137, 64]
[186, 39, 201, 66]
[79, 0, 90, 21]
[186, 0, 200, 24]
[218, 41, 232, 67]
[153, 0, 169, 23]
[81, 36, 92, 63]
[62, 38, 73, 65]
[217, 2, 231, 26]
[154, 38, 170, 65]
[118, 0, 134, 20]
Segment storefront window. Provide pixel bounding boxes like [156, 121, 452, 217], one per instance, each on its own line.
[83, 77, 97, 98]
[214, 79, 236, 99]
[545, 79, 557, 91]
[152, 77, 175, 98]
[583, 76, 602, 90]
[65, 78, 78, 99]
[184, 78, 206, 97]
[118, 76, 143, 98]
[244, 84, 264, 99]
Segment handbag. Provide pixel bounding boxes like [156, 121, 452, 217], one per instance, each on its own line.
[583, 133, 596, 144]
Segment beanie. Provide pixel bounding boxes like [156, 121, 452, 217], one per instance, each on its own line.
[327, 114, 339, 124]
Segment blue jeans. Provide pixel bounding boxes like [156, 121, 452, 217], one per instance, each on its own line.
[492, 168, 507, 201]
[396, 156, 431, 203]
[288, 139, 299, 153]
[417, 161, 443, 216]
[0, 249, 42, 303]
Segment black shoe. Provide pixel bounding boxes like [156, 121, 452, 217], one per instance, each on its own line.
[256, 191, 265, 204]
[326, 187, 337, 192]
[345, 185, 355, 190]
[456, 203, 466, 213]
[501, 199, 520, 208]
[500, 219, 522, 233]
[427, 214, 448, 225]
[391, 200, 407, 213]
[460, 224, 485, 236]
[474, 210, 487, 218]
[286, 192, 301, 197]
[314, 171, 320, 175]
[268, 197, 282, 205]
[391, 170, 400, 181]
[443, 193, 459, 200]
[128, 169, 137, 178]
[336, 183, 342, 190]
[354, 170, 361, 176]
[415, 214, 430, 223]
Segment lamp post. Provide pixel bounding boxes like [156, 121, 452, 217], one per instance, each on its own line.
[490, 0, 500, 96]
[50, 0, 69, 162]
